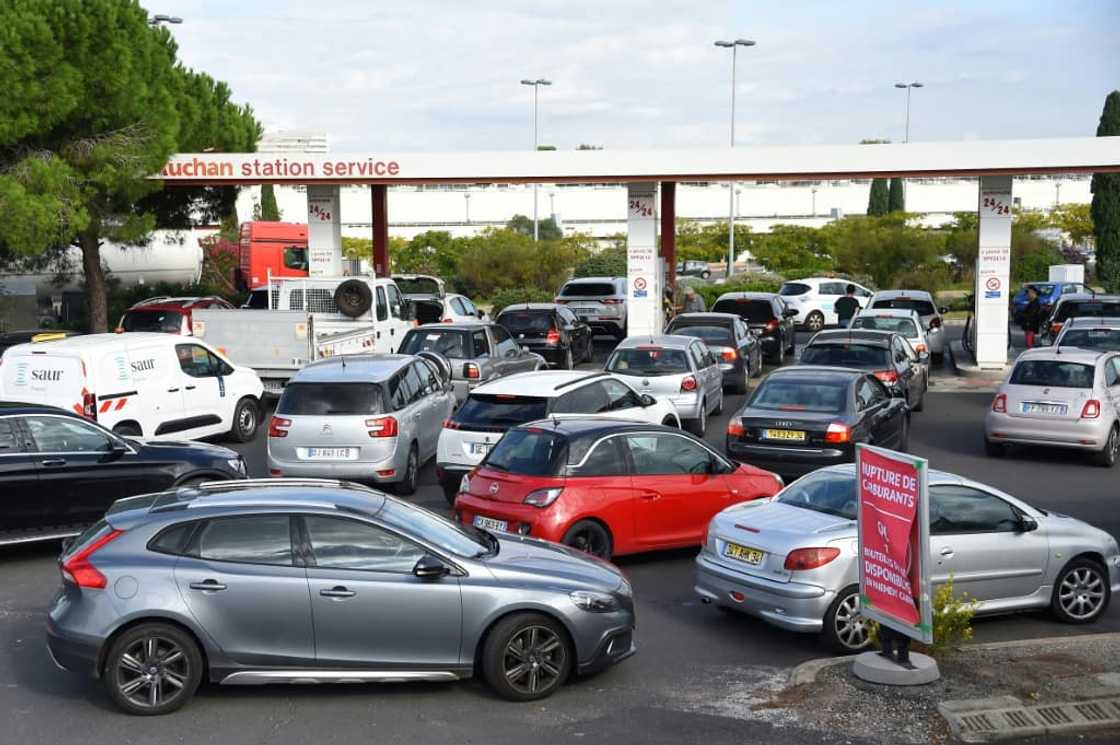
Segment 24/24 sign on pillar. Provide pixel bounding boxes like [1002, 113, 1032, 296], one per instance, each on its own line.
[856, 444, 933, 644]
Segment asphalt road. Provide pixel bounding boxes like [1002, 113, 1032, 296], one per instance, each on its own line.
[1, 327, 1116, 745]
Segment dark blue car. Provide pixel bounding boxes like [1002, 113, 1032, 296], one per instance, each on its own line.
[1011, 281, 1086, 322]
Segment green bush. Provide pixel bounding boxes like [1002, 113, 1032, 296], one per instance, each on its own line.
[867, 576, 978, 659]
[486, 287, 555, 315]
[693, 273, 782, 309]
[573, 245, 627, 278]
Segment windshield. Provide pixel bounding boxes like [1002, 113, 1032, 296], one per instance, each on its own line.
[667, 324, 733, 346]
[398, 329, 469, 359]
[121, 309, 183, 333]
[749, 378, 849, 414]
[851, 316, 919, 338]
[276, 383, 384, 415]
[483, 428, 567, 475]
[561, 282, 616, 297]
[1009, 360, 1095, 388]
[777, 469, 858, 520]
[870, 298, 935, 316]
[1058, 327, 1120, 351]
[244, 290, 269, 309]
[606, 347, 690, 376]
[497, 310, 554, 333]
[394, 277, 441, 296]
[1021, 283, 1055, 296]
[378, 498, 489, 557]
[712, 298, 775, 323]
[779, 282, 811, 297]
[454, 394, 550, 429]
[800, 343, 890, 368]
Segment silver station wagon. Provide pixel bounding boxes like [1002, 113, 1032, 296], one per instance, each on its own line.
[267, 355, 455, 493]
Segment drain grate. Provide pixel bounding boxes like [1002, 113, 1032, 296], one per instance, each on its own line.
[944, 695, 1120, 742]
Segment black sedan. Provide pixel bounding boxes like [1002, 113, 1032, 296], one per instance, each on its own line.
[0, 402, 247, 546]
[711, 292, 798, 364]
[725, 367, 909, 479]
[798, 329, 927, 412]
[665, 311, 763, 393]
[495, 303, 593, 369]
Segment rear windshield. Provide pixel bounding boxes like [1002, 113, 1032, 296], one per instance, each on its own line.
[394, 277, 441, 295]
[483, 429, 567, 476]
[244, 290, 269, 309]
[398, 329, 470, 359]
[455, 394, 550, 428]
[712, 298, 774, 323]
[606, 347, 690, 376]
[121, 310, 183, 333]
[496, 310, 554, 333]
[870, 298, 936, 316]
[276, 383, 384, 415]
[800, 343, 890, 367]
[779, 282, 811, 297]
[1054, 300, 1120, 322]
[560, 282, 616, 297]
[1021, 283, 1055, 296]
[1058, 328, 1120, 351]
[851, 316, 919, 337]
[666, 324, 732, 346]
[749, 378, 849, 414]
[1009, 360, 1095, 389]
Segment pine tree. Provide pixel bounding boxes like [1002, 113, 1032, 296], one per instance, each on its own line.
[888, 178, 905, 213]
[867, 179, 890, 216]
[260, 184, 281, 221]
[1091, 91, 1120, 291]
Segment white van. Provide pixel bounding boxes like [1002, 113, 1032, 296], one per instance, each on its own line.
[0, 333, 264, 442]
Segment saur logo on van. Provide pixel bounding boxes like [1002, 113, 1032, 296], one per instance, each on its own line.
[31, 369, 64, 382]
[130, 358, 156, 374]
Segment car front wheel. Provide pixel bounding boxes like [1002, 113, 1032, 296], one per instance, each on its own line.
[1052, 558, 1110, 623]
[482, 613, 572, 702]
[805, 311, 825, 332]
[104, 622, 202, 716]
[228, 397, 259, 442]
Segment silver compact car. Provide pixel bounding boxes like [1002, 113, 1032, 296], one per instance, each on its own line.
[267, 355, 456, 493]
[695, 464, 1120, 652]
[605, 334, 724, 437]
[47, 480, 636, 715]
[985, 347, 1120, 467]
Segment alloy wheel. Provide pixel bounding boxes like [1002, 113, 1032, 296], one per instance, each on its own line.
[807, 312, 824, 332]
[115, 635, 190, 710]
[833, 593, 870, 650]
[1059, 567, 1106, 620]
[567, 525, 610, 558]
[502, 626, 566, 696]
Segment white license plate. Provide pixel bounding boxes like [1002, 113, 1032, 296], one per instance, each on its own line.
[469, 441, 492, 456]
[1021, 402, 1068, 416]
[473, 515, 508, 532]
[302, 447, 356, 460]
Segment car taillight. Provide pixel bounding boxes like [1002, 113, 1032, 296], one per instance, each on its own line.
[783, 547, 841, 571]
[824, 422, 851, 443]
[268, 416, 291, 438]
[915, 343, 927, 354]
[873, 369, 899, 384]
[681, 376, 698, 392]
[555, 299, 569, 305]
[523, 487, 563, 507]
[601, 298, 622, 305]
[464, 363, 480, 379]
[928, 317, 942, 329]
[61, 529, 124, 589]
[765, 319, 779, 332]
[443, 418, 461, 429]
[366, 416, 399, 437]
[1081, 400, 1101, 419]
[546, 328, 561, 345]
[718, 347, 737, 362]
[992, 393, 1007, 413]
[1050, 322, 1064, 335]
[442, 317, 453, 323]
[83, 391, 97, 421]
[727, 419, 744, 437]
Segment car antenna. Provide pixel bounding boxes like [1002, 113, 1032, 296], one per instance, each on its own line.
[341, 355, 347, 368]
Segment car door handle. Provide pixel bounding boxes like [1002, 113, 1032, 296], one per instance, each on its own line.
[939, 547, 954, 557]
[41, 459, 67, 467]
[167, 387, 180, 393]
[185, 385, 197, 390]
[320, 586, 356, 598]
[639, 493, 660, 502]
[189, 580, 227, 592]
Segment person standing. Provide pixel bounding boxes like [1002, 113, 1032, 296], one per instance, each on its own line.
[835, 284, 861, 329]
[1021, 285, 1042, 348]
[683, 285, 706, 313]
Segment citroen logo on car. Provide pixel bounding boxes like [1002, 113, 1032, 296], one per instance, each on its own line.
[489, 482, 500, 495]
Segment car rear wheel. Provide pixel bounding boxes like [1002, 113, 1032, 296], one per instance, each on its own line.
[228, 397, 259, 443]
[912, 391, 925, 413]
[562, 347, 574, 370]
[482, 613, 572, 702]
[805, 311, 825, 332]
[685, 401, 707, 437]
[104, 622, 202, 716]
[822, 586, 872, 653]
[1092, 425, 1119, 468]
[440, 478, 461, 505]
[898, 415, 911, 452]
[1051, 558, 1110, 624]
[984, 438, 1007, 457]
[561, 520, 613, 560]
[732, 365, 749, 394]
[395, 444, 419, 496]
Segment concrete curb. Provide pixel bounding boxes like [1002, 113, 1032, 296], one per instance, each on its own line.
[786, 655, 850, 687]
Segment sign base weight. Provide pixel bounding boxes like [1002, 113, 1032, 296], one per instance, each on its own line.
[852, 651, 940, 686]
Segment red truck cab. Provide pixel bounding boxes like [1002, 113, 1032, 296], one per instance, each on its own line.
[235, 221, 309, 291]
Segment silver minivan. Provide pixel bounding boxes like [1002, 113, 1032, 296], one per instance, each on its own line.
[267, 355, 455, 493]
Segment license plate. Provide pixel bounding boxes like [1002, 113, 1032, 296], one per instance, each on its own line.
[762, 428, 806, 442]
[724, 542, 764, 565]
[303, 447, 356, 460]
[1021, 402, 1067, 416]
[473, 515, 508, 532]
[469, 441, 492, 456]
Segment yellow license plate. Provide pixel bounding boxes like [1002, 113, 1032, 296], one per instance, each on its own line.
[724, 543, 765, 565]
[763, 428, 806, 441]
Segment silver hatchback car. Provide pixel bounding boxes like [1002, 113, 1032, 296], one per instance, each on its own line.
[47, 480, 636, 715]
[695, 464, 1120, 652]
[267, 355, 456, 493]
[985, 347, 1120, 467]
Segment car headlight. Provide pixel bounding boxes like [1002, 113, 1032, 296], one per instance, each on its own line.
[616, 577, 633, 598]
[226, 457, 246, 476]
[569, 590, 619, 613]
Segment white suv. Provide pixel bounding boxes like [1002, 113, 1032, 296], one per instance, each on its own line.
[435, 369, 680, 502]
[779, 277, 873, 331]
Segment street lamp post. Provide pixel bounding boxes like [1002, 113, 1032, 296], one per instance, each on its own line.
[811, 187, 818, 217]
[715, 38, 755, 277]
[893, 82, 924, 143]
[549, 191, 556, 219]
[148, 13, 183, 25]
[464, 193, 471, 224]
[520, 78, 552, 241]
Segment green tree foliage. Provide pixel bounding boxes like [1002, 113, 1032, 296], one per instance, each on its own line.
[455, 229, 588, 299]
[1092, 90, 1120, 291]
[749, 225, 834, 278]
[506, 213, 563, 241]
[888, 178, 905, 213]
[693, 273, 782, 309]
[825, 213, 943, 289]
[573, 244, 627, 277]
[867, 179, 890, 216]
[676, 221, 752, 262]
[258, 184, 281, 221]
[1050, 202, 1094, 246]
[487, 287, 556, 315]
[388, 231, 461, 277]
[0, 0, 260, 331]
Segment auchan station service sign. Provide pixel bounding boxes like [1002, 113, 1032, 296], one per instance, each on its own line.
[855, 444, 933, 644]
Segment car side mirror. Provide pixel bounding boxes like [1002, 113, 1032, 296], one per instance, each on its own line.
[890, 386, 906, 398]
[783, 309, 798, 318]
[521, 345, 531, 353]
[60, 537, 75, 553]
[1017, 516, 1039, 533]
[939, 306, 949, 315]
[413, 554, 450, 580]
[639, 394, 656, 407]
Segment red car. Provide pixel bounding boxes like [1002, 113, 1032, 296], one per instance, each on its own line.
[454, 418, 783, 560]
[117, 296, 235, 336]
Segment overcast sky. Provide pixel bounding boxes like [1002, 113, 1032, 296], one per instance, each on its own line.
[167, 0, 1120, 153]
